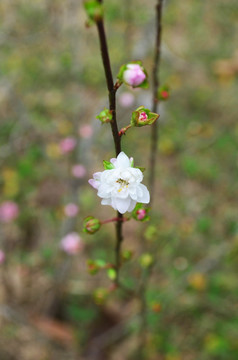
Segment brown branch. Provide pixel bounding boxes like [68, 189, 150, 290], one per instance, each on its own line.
[95, 2, 124, 285]
[149, 0, 163, 204]
[137, 1, 164, 356]
[96, 19, 121, 155]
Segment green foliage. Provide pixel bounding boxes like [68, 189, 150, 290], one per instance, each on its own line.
[103, 160, 115, 170]
[84, 0, 103, 23]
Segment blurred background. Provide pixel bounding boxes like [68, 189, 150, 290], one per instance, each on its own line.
[0, 0, 238, 359]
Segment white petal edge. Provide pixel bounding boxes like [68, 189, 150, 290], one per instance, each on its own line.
[115, 152, 131, 168]
[137, 184, 150, 204]
[127, 199, 137, 212]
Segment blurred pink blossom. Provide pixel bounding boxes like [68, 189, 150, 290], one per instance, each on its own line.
[118, 92, 135, 108]
[79, 124, 93, 139]
[64, 203, 79, 217]
[72, 164, 86, 178]
[60, 137, 76, 154]
[0, 250, 5, 264]
[0, 201, 19, 222]
[60, 232, 83, 255]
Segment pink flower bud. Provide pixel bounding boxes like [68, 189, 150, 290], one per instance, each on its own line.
[118, 92, 135, 108]
[79, 124, 93, 139]
[138, 111, 148, 123]
[131, 106, 159, 127]
[64, 203, 79, 217]
[60, 232, 83, 255]
[136, 208, 147, 220]
[60, 137, 76, 154]
[0, 250, 5, 264]
[123, 64, 146, 87]
[71, 164, 86, 178]
[0, 201, 19, 222]
[161, 90, 169, 99]
[158, 85, 170, 101]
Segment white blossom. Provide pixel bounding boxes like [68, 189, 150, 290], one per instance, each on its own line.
[89, 152, 150, 214]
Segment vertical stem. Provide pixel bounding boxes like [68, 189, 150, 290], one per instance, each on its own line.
[138, 268, 149, 359]
[115, 212, 123, 284]
[96, 20, 121, 155]
[149, 0, 163, 204]
[95, 4, 124, 283]
[138, 1, 164, 356]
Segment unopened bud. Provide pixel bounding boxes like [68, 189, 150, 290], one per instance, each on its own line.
[84, 0, 103, 22]
[93, 288, 108, 305]
[131, 106, 159, 127]
[137, 208, 147, 220]
[138, 111, 148, 123]
[96, 108, 112, 124]
[139, 253, 154, 268]
[158, 85, 170, 101]
[122, 249, 133, 261]
[83, 216, 101, 234]
[87, 260, 99, 275]
[132, 203, 150, 221]
[117, 61, 148, 88]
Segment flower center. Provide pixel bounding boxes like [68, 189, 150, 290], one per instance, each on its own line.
[116, 178, 129, 192]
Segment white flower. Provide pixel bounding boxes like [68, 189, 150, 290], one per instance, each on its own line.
[89, 152, 150, 214]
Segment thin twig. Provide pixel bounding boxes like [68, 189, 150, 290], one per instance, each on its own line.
[95, 1, 124, 284]
[149, 0, 163, 203]
[138, 1, 164, 356]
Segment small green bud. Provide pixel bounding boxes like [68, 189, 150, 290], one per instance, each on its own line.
[93, 287, 108, 305]
[84, 0, 103, 22]
[144, 225, 157, 241]
[87, 259, 108, 274]
[139, 253, 154, 268]
[83, 216, 101, 234]
[131, 106, 159, 127]
[122, 250, 133, 261]
[96, 108, 113, 124]
[87, 260, 99, 275]
[107, 268, 117, 280]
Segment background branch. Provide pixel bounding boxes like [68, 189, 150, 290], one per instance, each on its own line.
[149, 0, 163, 203]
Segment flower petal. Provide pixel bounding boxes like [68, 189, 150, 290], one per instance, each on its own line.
[127, 199, 137, 212]
[137, 184, 150, 204]
[97, 183, 113, 198]
[110, 158, 117, 165]
[115, 152, 131, 168]
[114, 196, 131, 214]
[101, 198, 112, 206]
